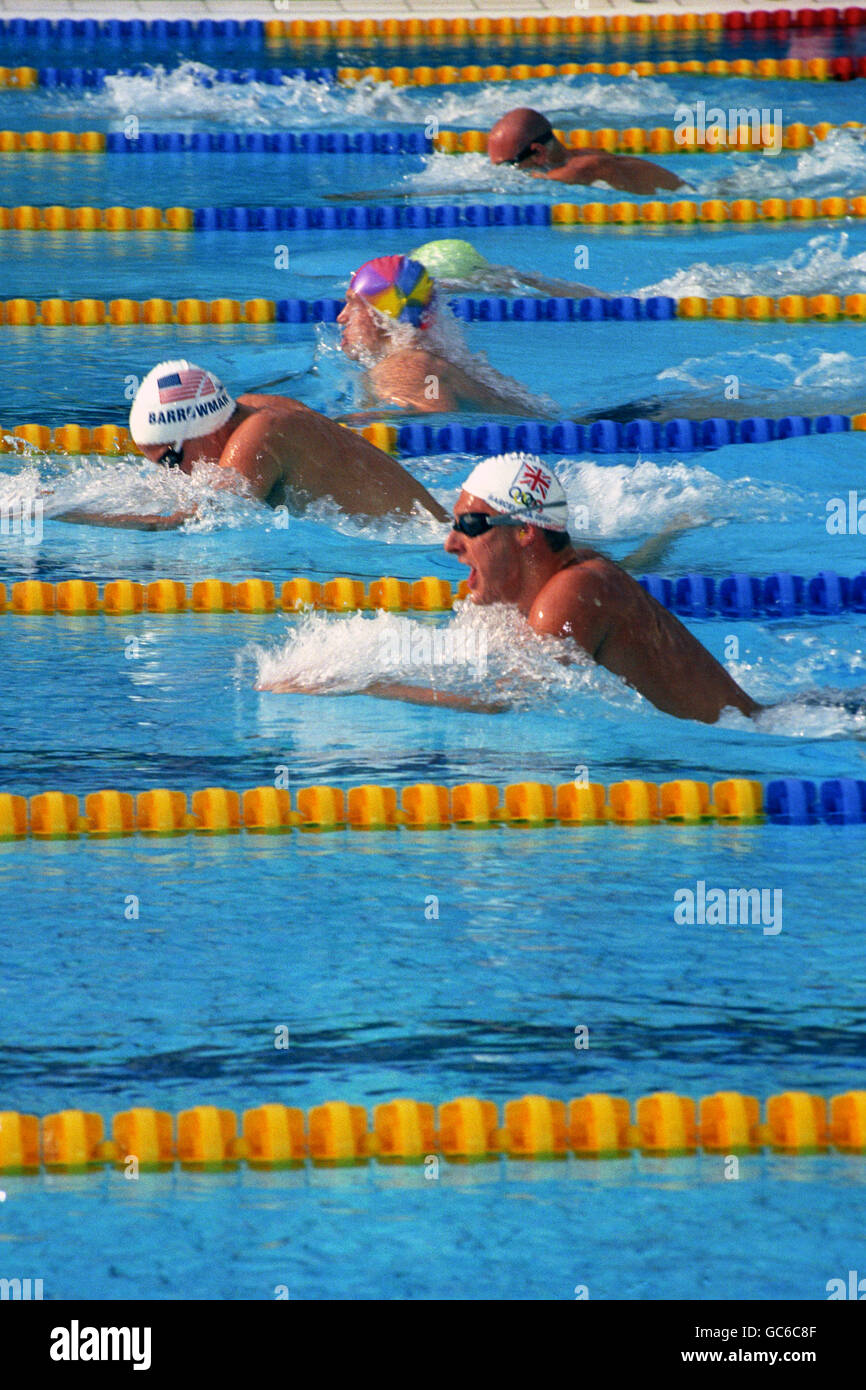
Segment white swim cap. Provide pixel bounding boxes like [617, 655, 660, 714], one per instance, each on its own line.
[461, 453, 569, 531]
[129, 360, 236, 448]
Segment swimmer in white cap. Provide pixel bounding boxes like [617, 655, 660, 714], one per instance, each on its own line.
[263, 453, 758, 722]
[441, 454, 759, 722]
[58, 359, 447, 528]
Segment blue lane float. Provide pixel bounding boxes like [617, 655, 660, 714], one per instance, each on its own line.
[34, 65, 335, 89]
[636, 571, 864, 620]
[0, 19, 266, 46]
[390, 411, 855, 456]
[765, 780, 821, 825]
[103, 130, 433, 154]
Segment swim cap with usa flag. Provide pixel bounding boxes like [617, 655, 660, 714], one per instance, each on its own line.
[348, 255, 434, 326]
[129, 360, 235, 448]
[461, 453, 569, 531]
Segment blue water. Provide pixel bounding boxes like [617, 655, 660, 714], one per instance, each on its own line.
[2, 54, 866, 1302]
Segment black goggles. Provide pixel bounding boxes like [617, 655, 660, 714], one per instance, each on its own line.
[451, 512, 524, 538]
[505, 129, 554, 165]
[158, 444, 184, 468]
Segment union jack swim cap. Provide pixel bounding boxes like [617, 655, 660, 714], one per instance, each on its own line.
[462, 453, 569, 531]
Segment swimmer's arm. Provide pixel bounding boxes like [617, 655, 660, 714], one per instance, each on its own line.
[258, 677, 509, 712]
[619, 514, 698, 573]
[324, 185, 482, 203]
[55, 508, 195, 530]
[484, 267, 609, 300]
[363, 682, 509, 712]
[334, 408, 406, 426]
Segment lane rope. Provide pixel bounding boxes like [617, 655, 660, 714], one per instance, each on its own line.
[2, 54, 866, 90]
[5, 411, 863, 458]
[0, 120, 859, 157]
[2, 11, 866, 47]
[0, 778, 864, 835]
[1, 1090, 863, 1169]
[3, 197, 865, 232]
[2, 291, 866, 323]
[0, 573, 864, 621]
[0, 129, 432, 154]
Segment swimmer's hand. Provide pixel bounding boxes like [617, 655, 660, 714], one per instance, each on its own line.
[55, 507, 196, 530]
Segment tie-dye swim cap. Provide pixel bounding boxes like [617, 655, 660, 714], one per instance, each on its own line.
[348, 255, 434, 326]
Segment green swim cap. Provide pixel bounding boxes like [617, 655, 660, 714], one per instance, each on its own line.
[410, 238, 489, 278]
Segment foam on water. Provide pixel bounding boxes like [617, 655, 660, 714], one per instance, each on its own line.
[22, 65, 680, 130]
[251, 601, 628, 705]
[0, 452, 270, 532]
[638, 233, 866, 301]
[251, 602, 866, 739]
[0, 446, 803, 544]
[697, 128, 866, 199]
[657, 343, 866, 399]
[554, 457, 802, 537]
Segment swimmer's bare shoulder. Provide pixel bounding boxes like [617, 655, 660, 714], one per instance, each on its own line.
[223, 394, 351, 497]
[217, 396, 299, 500]
[528, 551, 760, 723]
[528, 549, 612, 653]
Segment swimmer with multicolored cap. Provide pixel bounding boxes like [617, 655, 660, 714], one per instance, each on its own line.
[337, 253, 558, 417]
[57, 358, 447, 529]
[441, 453, 759, 723]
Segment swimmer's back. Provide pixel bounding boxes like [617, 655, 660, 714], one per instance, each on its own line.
[226, 393, 447, 519]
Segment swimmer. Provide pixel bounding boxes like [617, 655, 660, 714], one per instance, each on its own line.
[57, 360, 448, 528]
[336, 254, 558, 417]
[489, 108, 686, 195]
[410, 238, 608, 300]
[262, 454, 757, 724]
[443, 456, 758, 722]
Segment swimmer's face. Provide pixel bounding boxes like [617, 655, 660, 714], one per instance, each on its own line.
[138, 432, 223, 473]
[139, 442, 193, 473]
[337, 292, 390, 361]
[444, 491, 526, 605]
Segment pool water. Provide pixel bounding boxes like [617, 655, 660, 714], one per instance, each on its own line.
[2, 32, 866, 1302]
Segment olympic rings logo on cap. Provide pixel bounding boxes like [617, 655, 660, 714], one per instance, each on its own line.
[509, 485, 544, 510]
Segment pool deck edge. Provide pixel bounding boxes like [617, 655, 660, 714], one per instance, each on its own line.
[0, 2, 845, 25]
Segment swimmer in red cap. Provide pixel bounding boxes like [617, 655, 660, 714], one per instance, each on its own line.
[58, 359, 448, 528]
[337, 253, 558, 416]
[488, 108, 686, 194]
